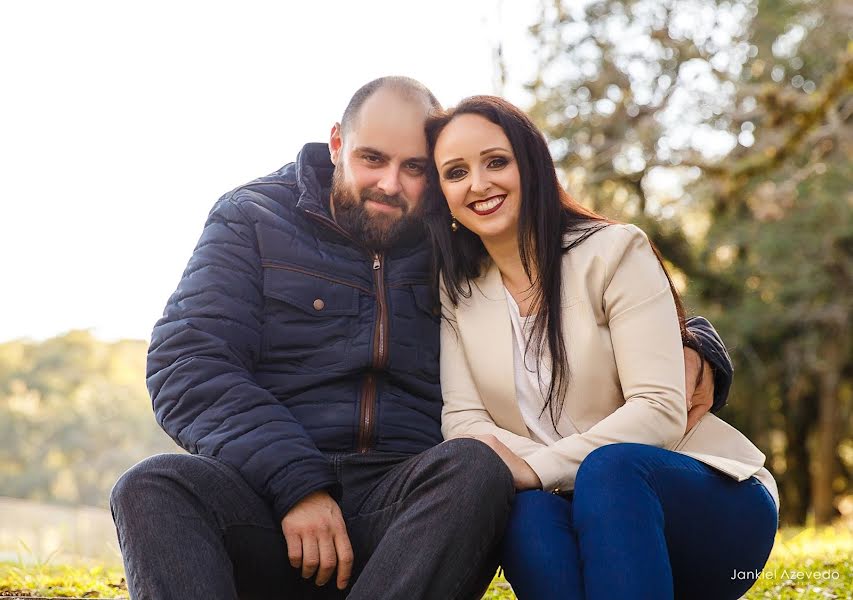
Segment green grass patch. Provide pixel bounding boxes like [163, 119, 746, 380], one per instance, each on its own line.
[0, 562, 127, 598]
[1, 527, 850, 598]
[739, 526, 853, 599]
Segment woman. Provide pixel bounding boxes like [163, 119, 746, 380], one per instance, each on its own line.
[424, 96, 778, 600]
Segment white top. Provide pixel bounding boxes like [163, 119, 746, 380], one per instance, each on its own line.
[504, 287, 576, 444]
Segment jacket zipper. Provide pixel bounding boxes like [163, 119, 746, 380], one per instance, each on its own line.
[358, 252, 388, 452]
[302, 209, 387, 453]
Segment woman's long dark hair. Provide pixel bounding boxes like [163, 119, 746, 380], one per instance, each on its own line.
[424, 95, 691, 431]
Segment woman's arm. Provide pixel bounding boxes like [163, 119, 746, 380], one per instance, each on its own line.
[524, 225, 687, 492]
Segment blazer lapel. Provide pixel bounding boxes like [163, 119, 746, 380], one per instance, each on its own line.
[456, 260, 529, 437]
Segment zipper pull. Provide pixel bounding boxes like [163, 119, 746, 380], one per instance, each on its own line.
[373, 254, 381, 270]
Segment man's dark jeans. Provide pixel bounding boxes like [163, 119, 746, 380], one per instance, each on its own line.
[110, 438, 514, 600]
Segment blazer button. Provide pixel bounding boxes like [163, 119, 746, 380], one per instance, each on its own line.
[313, 298, 325, 311]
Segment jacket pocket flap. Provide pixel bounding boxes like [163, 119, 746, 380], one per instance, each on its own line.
[263, 267, 358, 316]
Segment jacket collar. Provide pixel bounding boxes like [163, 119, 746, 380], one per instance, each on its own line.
[294, 142, 335, 218]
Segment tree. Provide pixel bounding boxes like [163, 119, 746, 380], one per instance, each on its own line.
[523, 0, 852, 523]
[0, 331, 177, 508]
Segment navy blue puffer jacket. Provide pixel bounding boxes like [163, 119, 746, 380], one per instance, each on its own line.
[147, 143, 442, 520]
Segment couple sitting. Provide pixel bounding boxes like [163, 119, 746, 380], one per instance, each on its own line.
[110, 76, 778, 600]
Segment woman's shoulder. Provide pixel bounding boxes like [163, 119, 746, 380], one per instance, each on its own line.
[561, 222, 651, 257]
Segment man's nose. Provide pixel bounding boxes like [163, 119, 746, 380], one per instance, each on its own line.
[377, 166, 403, 196]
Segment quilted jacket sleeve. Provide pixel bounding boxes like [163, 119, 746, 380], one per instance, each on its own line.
[684, 316, 734, 412]
[146, 195, 339, 521]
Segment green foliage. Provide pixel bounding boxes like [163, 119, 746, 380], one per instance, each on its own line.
[0, 331, 177, 508]
[524, 0, 852, 525]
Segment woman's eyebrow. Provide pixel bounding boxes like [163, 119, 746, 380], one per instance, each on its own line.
[479, 146, 509, 155]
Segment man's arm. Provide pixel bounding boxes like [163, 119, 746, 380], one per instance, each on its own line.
[685, 316, 733, 412]
[147, 194, 353, 589]
[683, 316, 734, 431]
[146, 194, 339, 520]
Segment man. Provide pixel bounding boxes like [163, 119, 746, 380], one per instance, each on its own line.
[110, 76, 731, 599]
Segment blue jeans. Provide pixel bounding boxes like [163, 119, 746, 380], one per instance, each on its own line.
[501, 443, 778, 600]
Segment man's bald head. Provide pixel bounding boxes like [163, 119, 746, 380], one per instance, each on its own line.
[340, 76, 441, 135]
[328, 77, 441, 250]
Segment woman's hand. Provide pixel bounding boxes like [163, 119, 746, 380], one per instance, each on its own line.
[465, 434, 542, 491]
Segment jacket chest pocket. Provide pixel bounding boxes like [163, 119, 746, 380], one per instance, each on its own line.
[263, 266, 360, 316]
[260, 265, 362, 371]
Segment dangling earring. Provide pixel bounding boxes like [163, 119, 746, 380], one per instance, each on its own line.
[450, 215, 459, 232]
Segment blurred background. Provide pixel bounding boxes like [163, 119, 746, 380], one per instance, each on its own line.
[1, 0, 850, 565]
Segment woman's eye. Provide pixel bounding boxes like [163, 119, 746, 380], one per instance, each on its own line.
[488, 157, 507, 169]
[445, 168, 466, 180]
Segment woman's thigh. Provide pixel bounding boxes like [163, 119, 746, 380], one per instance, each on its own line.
[654, 460, 777, 599]
[572, 443, 777, 600]
[500, 490, 583, 599]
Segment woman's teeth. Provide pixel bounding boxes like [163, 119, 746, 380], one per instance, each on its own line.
[470, 195, 505, 214]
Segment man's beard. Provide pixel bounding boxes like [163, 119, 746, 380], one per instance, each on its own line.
[330, 167, 424, 251]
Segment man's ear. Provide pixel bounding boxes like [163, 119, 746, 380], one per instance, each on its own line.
[329, 123, 343, 165]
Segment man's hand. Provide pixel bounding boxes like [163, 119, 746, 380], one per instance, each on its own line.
[465, 434, 541, 491]
[684, 347, 714, 433]
[281, 490, 353, 590]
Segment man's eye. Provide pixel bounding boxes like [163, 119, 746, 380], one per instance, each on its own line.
[406, 162, 425, 174]
[364, 155, 381, 163]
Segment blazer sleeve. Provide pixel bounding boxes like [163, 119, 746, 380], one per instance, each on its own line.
[439, 282, 548, 458]
[524, 225, 687, 491]
[146, 195, 339, 521]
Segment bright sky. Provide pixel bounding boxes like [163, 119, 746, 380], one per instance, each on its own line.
[0, 1, 538, 343]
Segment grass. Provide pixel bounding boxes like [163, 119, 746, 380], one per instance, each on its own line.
[1, 527, 850, 598]
[739, 526, 853, 599]
[0, 562, 127, 598]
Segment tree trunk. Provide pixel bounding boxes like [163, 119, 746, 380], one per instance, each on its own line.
[780, 391, 814, 525]
[780, 345, 817, 526]
[812, 338, 842, 524]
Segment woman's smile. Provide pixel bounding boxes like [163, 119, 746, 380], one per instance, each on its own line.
[468, 194, 506, 215]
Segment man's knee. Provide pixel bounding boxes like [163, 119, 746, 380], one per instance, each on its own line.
[433, 438, 514, 501]
[110, 453, 190, 516]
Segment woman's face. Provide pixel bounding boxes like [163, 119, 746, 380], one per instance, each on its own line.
[433, 113, 521, 245]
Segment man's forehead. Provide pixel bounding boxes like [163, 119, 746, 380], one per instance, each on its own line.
[345, 130, 428, 162]
[347, 90, 429, 146]
[347, 128, 427, 153]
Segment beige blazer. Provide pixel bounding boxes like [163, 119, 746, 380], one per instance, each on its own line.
[440, 223, 778, 507]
